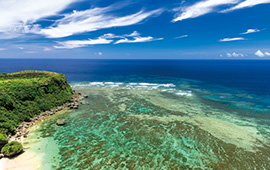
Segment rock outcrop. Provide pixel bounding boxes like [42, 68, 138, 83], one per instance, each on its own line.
[1, 141, 23, 157]
[57, 119, 65, 126]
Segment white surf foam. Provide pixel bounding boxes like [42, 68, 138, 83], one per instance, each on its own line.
[71, 82, 192, 96]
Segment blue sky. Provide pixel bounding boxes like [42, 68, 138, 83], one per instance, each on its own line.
[0, 0, 270, 59]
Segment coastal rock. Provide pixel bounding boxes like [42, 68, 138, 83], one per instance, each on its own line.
[69, 103, 79, 109]
[84, 95, 88, 98]
[186, 145, 193, 149]
[1, 141, 23, 157]
[57, 119, 65, 126]
[73, 104, 79, 109]
[15, 133, 21, 138]
[4, 148, 23, 157]
[107, 159, 112, 165]
[23, 131, 29, 138]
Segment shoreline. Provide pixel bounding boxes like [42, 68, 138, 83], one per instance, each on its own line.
[8, 91, 81, 143]
[0, 90, 81, 170]
[0, 151, 42, 170]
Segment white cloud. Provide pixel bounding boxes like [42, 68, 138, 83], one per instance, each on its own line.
[100, 31, 140, 39]
[0, 1, 162, 39]
[219, 37, 245, 42]
[254, 50, 270, 57]
[39, 8, 163, 38]
[124, 31, 141, 37]
[114, 36, 163, 44]
[265, 52, 270, 56]
[54, 38, 113, 49]
[255, 50, 265, 57]
[241, 28, 260, 34]
[224, 0, 270, 12]
[227, 53, 232, 57]
[94, 52, 103, 56]
[0, 0, 77, 37]
[173, 0, 270, 21]
[18, 47, 25, 50]
[226, 52, 245, 57]
[175, 35, 188, 39]
[0, 48, 6, 51]
[25, 51, 38, 54]
[101, 33, 123, 39]
[43, 47, 52, 52]
[54, 31, 163, 48]
[173, 0, 239, 22]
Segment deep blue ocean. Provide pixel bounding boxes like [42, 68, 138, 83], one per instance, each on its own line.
[0, 59, 269, 96]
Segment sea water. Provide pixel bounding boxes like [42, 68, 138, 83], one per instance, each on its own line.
[1, 60, 270, 169]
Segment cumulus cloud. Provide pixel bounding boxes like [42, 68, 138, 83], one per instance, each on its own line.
[254, 50, 270, 57]
[224, 0, 270, 12]
[173, 0, 270, 21]
[114, 36, 163, 44]
[38, 7, 163, 38]
[219, 37, 246, 42]
[241, 28, 261, 34]
[265, 52, 270, 56]
[173, 0, 239, 22]
[175, 35, 188, 39]
[226, 53, 232, 57]
[226, 52, 245, 57]
[255, 50, 265, 57]
[54, 38, 113, 49]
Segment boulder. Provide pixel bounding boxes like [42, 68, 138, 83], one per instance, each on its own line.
[23, 131, 29, 138]
[84, 96, 88, 98]
[186, 145, 193, 149]
[57, 119, 65, 126]
[73, 104, 79, 109]
[1, 141, 23, 157]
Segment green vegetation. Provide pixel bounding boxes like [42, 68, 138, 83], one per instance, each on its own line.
[1, 141, 22, 156]
[0, 133, 8, 145]
[0, 71, 73, 135]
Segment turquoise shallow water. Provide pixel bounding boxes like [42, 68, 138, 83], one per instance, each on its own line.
[24, 79, 270, 170]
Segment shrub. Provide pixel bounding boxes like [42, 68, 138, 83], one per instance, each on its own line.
[0, 133, 8, 145]
[1, 141, 23, 156]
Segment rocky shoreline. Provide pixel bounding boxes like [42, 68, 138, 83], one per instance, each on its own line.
[8, 90, 82, 143]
